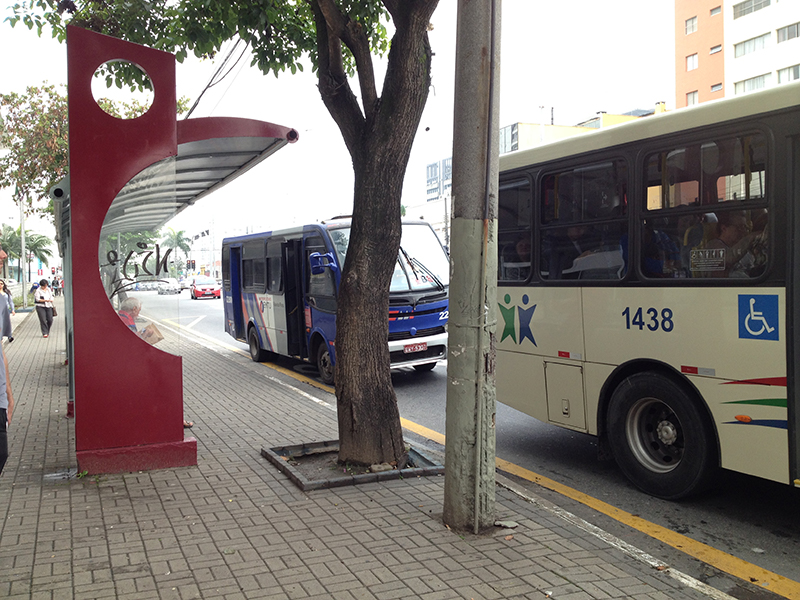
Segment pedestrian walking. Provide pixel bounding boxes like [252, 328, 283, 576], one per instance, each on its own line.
[0, 257, 15, 474]
[34, 279, 55, 338]
[0, 280, 15, 316]
[0, 280, 13, 343]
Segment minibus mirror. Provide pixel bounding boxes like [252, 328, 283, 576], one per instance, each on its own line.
[309, 252, 339, 274]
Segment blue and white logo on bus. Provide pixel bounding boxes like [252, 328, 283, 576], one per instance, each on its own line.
[739, 294, 778, 341]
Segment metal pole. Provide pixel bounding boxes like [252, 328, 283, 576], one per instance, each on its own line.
[19, 196, 27, 310]
[443, 0, 501, 534]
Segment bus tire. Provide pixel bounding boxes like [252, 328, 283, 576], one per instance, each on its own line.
[316, 342, 335, 385]
[248, 327, 268, 362]
[413, 362, 436, 373]
[607, 372, 717, 500]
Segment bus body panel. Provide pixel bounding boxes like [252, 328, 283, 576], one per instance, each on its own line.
[496, 348, 548, 422]
[581, 288, 786, 381]
[497, 283, 790, 484]
[247, 293, 288, 356]
[689, 375, 788, 484]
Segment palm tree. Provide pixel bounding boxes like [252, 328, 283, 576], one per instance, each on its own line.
[0, 224, 21, 279]
[0, 224, 52, 281]
[23, 232, 53, 282]
[160, 228, 192, 277]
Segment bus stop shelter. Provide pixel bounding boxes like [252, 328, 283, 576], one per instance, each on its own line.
[53, 26, 298, 473]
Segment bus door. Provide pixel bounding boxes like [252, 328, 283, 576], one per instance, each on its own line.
[284, 238, 306, 358]
[226, 245, 245, 340]
[304, 233, 338, 359]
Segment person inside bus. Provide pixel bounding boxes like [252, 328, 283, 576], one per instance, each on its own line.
[642, 223, 680, 277]
[547, 224, 602, 279]
[501, 234, 532, 280]
[700, 210, 758, 278]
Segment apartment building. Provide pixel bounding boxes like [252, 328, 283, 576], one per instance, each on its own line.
[676, 0, 800, 107]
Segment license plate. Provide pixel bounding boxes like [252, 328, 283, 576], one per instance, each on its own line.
[403, 342, 427, 354]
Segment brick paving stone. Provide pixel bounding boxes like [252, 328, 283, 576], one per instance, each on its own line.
[0, 305, 725, 600]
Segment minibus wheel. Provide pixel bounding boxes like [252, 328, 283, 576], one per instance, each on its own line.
[248, 327, 268, 362]
[316, 342, 335, 385]
[607, 372, 717, 500]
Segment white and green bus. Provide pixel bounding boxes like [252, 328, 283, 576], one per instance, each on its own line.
[496, 82, 800, 499]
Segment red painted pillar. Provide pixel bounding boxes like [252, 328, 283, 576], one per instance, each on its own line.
[68, 26, 196, 472]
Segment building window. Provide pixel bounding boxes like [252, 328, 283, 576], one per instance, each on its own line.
[685, 16, 697, 35]
[686, 91, 699, 105]
[778, 64, 800, 83]
[710, 6, 721, 16]
[686, 54, 699, 71]
[499, 123, 519, 155]
[710, 44, 722, 54]
[734, 73, 771, 94]
[734, 33, 770, 57]
[778, 22, 800, 43]
[733, 0, 770, 20]
[711, 83, 723, 92]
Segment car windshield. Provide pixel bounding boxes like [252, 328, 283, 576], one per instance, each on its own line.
[194, 277, 215, 285]
[330, 223, 449, 292]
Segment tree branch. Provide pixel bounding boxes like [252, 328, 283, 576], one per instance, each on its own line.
[308, 0, 367, 159]
[315, 0, 379, 120]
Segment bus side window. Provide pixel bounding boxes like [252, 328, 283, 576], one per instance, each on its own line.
[539, 160, 628, 280]
[267, 240, 282, 293]
[242, 240, 266, 293]
[498, 178, 532, 282]
[642, 133, 769, 279]
[306, 235, 337, 312]
[221, 245, 231, 291]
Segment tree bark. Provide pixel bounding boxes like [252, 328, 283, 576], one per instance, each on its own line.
[310, 0, 438, 466]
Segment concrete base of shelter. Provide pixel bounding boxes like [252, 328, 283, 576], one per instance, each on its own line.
[77, 438, 197, 474]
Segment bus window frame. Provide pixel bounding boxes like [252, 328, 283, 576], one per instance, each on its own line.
[533, 154, 631, 285]
[498, 173, 534, 285]
[242, 239, 267, 294]
[634, 124, 774, 284]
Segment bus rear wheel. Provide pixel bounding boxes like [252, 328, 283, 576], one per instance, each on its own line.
[248, 327, 268, 362]
[607, 372, 716, 500]
[316, 342, 335, 385]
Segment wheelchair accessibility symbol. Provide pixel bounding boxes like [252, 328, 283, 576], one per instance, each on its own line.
[739, 295, 779, 341]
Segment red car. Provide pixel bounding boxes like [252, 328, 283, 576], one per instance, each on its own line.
[190, 276, 221, 299]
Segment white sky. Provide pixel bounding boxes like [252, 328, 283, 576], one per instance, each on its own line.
[0, 0, 675, 264]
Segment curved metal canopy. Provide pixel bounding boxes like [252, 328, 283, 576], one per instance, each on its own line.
[53, 116, 299, 249]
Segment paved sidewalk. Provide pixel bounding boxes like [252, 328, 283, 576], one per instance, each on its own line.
[0, 300, 718, 600]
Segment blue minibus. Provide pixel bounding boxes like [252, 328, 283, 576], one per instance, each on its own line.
[222, 218, 449, 383]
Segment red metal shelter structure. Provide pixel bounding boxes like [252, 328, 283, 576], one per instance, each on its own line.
[62, 26, 298, 473]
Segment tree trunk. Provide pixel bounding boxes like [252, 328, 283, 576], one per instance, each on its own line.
[320, 1, 438, 467]
[336, 157, 406, 467]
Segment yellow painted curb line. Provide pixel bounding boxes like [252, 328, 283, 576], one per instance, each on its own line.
[402, 418, 800, 599]
[163, 323, 800, 598]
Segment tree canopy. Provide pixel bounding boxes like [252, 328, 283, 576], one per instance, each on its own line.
[0, 83, 68, 218]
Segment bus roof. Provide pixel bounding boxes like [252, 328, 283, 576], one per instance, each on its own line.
[222, 219, 434, 245]
[500, 81, 800, 173]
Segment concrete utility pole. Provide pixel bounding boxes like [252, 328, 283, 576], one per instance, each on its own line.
[443, 0, 501, 534]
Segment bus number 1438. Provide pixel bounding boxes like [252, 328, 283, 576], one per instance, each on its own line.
[622, 307, 674, 332]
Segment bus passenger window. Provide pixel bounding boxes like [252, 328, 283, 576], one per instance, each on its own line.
[643, 133, 768, 279]
[498, 178, 532, 283]
[267, 241, 282, 293]
[539, 160, 628, 281]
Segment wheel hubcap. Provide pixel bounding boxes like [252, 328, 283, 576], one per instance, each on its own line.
[625, 397, 684, 473]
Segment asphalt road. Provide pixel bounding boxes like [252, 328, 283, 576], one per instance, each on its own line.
[140, 290, 800, 594]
